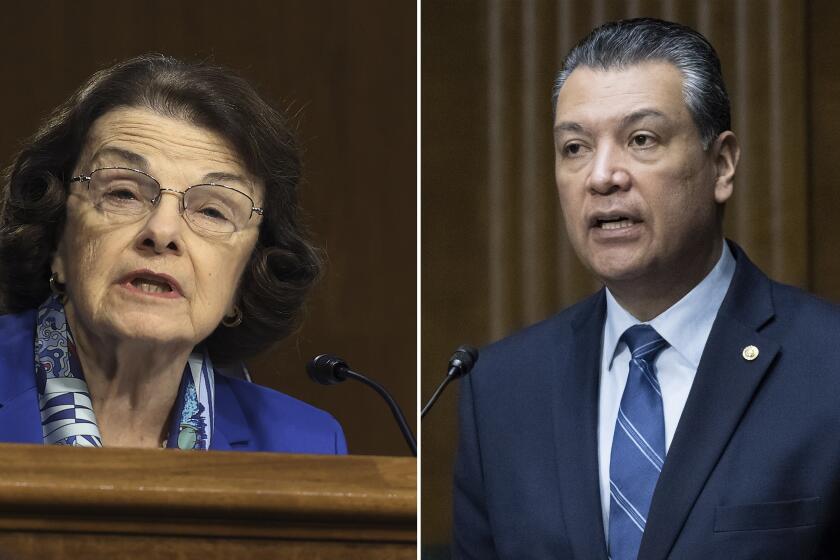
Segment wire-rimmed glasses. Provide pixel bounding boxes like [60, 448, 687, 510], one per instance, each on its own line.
[69, 167, 263, 235]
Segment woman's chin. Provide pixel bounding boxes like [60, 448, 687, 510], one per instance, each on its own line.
[97, 310, 203, 350]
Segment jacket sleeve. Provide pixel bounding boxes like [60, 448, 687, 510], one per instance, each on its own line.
[452, 372, 500, 559]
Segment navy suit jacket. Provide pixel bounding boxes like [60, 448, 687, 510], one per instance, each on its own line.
[453, 243, 840, 559]
[0, 309, 347, 454]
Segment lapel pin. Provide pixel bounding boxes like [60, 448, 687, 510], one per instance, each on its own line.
[742, 345, 759, 361]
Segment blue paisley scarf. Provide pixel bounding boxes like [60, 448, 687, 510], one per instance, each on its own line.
[34, 295, 215, 450]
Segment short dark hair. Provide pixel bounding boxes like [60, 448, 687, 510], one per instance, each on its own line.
[0, 54, 321, 365]
[552, 18, 730, 148]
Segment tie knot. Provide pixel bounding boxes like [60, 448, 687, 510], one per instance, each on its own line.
[622, 324, 668, 362]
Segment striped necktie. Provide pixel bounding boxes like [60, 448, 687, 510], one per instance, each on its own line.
[608, 324, 669, 560]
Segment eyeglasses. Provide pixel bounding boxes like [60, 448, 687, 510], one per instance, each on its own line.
[69, 167, 264, 235]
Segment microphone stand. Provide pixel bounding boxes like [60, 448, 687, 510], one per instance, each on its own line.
[343, 368, 417, 457]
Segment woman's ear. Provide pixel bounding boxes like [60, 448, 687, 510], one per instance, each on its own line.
[50, 239, 67, 283]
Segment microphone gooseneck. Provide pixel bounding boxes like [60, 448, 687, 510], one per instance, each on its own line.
[307, 354, 417, 457]
[421, 345, 479, 419]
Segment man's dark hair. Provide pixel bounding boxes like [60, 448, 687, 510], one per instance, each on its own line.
[552, 17, 730, 148]
[0, 54, 321, 365]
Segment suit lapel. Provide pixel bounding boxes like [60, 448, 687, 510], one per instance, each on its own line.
[552, 290, 610, 560]
[640, 244, 778, 559]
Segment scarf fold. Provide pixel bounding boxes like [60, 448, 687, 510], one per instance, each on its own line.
[34, 295, 215, 450]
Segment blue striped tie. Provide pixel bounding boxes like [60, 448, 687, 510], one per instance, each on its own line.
[608, 324, 669, 560]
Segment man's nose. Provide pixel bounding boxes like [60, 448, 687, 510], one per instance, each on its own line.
[586, 142, 631, 195]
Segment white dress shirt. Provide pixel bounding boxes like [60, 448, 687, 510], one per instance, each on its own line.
[597, 243, 736, 541]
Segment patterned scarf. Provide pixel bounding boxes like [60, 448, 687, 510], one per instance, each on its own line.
[34, 295, 215, 449]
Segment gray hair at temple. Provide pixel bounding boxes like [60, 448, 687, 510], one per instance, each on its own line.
[551, 17, 731, 149]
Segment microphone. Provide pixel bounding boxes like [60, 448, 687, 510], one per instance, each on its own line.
[307, 354, 417, 456]
[421, 345, 478, 419]
[307, 354, 350, 385]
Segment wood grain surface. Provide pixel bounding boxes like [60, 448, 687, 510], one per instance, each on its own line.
[0, 444, 415, 559]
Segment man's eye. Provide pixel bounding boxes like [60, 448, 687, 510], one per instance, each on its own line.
[631, 134, 654, 147]
[564, 143, 583, 156]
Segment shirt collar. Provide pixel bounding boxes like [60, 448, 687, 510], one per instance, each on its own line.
[603, 242, 736, 371]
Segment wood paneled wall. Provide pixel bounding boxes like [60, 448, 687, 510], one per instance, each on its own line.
[422, 0, 825, 553]
[0, 1, 416, 456]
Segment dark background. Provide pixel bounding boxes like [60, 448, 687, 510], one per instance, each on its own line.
[423, 0, 840, 556]
[0, 0, 416, 457]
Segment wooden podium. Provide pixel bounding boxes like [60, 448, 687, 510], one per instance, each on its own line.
[0, 444, 416, 559]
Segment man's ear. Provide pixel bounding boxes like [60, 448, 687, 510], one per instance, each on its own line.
[711, 130, 740, 204]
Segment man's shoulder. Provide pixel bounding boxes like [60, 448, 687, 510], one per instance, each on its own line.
[471, 289, 603, 383]
[763, 279, 840, 348]
[770, 279, 840, 320]
[483, 290, 601, 355]
[728, 241, 840, 328]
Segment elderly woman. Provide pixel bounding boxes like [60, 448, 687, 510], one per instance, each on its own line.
[0, 55, 346, 453]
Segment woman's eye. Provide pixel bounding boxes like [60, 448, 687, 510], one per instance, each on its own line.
[105, 187, 139, 200]
[198, 206, 230, 221]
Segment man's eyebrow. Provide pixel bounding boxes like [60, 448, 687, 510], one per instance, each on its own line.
[90, 146, 149, 169]
[553, 110, 670, 136]
[617, 109, 668, 130]
[553, 121, 585, 134]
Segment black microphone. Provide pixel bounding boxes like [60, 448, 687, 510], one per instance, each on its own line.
[421, 345, 478, 419]
[307, 354, 417, 457]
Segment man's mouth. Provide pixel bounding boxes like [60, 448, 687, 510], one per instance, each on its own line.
[592, 215, 641, 230]
[596, 216, 637, 230]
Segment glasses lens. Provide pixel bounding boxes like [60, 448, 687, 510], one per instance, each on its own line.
[89, 168, 158, 215]
[183, 185, 254, 233]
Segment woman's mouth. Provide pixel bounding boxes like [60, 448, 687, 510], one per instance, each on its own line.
[130, 277, 173, 293]
[119, 270, 183, 299]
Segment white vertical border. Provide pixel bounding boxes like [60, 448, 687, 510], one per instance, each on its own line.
[415, 0, 422, 557]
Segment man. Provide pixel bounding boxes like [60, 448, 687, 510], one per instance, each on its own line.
[453, 18, 840, 559]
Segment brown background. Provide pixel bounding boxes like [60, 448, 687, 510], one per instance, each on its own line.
[0, 1, 416, 457]
[422, 0, 840, 555]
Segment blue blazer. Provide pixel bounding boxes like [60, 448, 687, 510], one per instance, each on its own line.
[454, 242, 840, 559]
[0, 309, 347, 454]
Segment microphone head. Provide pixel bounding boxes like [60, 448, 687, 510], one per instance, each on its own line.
[307, 354, 350, 385]
[448, 345, 479, 378]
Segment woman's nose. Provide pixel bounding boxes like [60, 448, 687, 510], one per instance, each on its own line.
[136, 193, 185, 255]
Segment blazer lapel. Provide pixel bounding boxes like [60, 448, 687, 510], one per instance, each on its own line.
[552, 290, 610, 560]
[0, 386, 42, 443]
[640, 244, 778, 559]
[210, 375, 254, 451]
